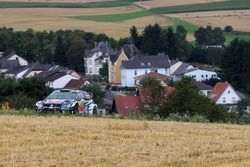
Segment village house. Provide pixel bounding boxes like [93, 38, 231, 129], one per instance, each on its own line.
[37, 71, 79, 89]
[208, 82, 242, 105]
[64, 79, 90, 89]
[0, 59, 20, 73]
[111, 85, 175, 115]
[85, 41, 115, 76]
[2, 52, 28, 66]
[108, 44, 142, 85]
[121, 53, 171, 87]
[193, 81, 213, 96]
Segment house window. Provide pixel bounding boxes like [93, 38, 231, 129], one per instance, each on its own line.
[223, 97, 226, 103]
[145, 70, 147, 74]
[134, 70, 137, 76]
[192, 75, 196, 78]
[228, 90, 230, 94]
[201, 75, 204, 78]
[206, 75, 208, 78]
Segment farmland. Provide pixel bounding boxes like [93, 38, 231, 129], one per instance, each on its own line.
[166, 10, 250, 33]
[0, 115, 250, 166]
[0, 7, 170, 39]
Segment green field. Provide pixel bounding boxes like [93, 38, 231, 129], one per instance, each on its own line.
[150, 0, 250, 14]
[0, 0, 132, 8]
[70, 10, 152, 22]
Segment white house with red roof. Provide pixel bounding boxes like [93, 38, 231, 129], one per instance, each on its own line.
[208, 82, 241, 105]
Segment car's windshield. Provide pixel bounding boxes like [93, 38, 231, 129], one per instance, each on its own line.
[46, 91, 77, 100]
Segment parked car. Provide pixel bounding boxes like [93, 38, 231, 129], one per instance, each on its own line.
[34, 89, 98, 114]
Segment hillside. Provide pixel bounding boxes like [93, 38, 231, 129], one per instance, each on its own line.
[0, 115, 250, 166]
[0, 0, 250, 41]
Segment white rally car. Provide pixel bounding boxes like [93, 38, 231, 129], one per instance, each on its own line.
[34, 89, 98, 115]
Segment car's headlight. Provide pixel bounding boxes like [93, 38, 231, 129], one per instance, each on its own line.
[61, 102, 74, 109]
[35, 101, 43, 109]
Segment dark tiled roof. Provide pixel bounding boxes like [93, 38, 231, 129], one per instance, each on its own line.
[110, 44, 142, 63]
[22, 62, 52, 77]
[64, 79, 86, 89]
[37, 71, 66, 81]
[193, 81, 213, 91]
[0, 60, 20, 70]
[85, 41, 115, 58]
[170, 60, 179, 66]
[4, 66, 27, 75]
[173, 63, 194, 75]
[121, 54, 170, 69]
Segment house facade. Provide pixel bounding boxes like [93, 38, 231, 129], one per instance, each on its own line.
[3, 52, 28, 66]
[108, 44, 142, 85]
[85, 42, 115, 75]
[121, 54, 171, 87]
[208, 82, 241, 105]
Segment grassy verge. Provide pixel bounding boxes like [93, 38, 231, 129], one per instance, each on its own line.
[70, 10, 152, 22]
[150, 0, 250, 14]
[0, 1, 132, 8]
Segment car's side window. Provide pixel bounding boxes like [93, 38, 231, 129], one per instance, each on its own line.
[77, 92, 84, 100]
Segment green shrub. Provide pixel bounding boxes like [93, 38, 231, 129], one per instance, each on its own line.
[6, 93, 36, 110]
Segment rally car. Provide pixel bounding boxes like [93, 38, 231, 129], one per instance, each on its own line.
[34, 89, 98, 115]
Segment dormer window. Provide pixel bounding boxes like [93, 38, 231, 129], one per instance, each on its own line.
[228, 90, 230, 94]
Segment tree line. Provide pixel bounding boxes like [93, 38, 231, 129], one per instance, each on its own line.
[0, 25, 250, 94]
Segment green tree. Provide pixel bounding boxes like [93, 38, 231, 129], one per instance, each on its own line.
[16, 77, 52, 100]
[140, 77, 164, 113]
[194, 26, 225, 46]
[0, 74, 16, 101]
[81, 83, 104, 105]
[159, 77, 228, 122]
[130, 26, 141, 47]
[141, 24, 162, 55]
[222, 39, 250, 93]
[66, 32, 86, 73]
[99, 62, 108, 81]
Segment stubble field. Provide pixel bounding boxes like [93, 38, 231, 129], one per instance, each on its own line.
[0, 115, 250, 166]
[135, 0, 228, 9]
[166, 10, 250, 32]
[0, 7, 170, 39]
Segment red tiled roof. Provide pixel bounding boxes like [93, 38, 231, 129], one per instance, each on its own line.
[64, 79, 86, 89]
[113, 96, 141, 115]
[164, 86, 176, 94]
[208, 82, 229, 102]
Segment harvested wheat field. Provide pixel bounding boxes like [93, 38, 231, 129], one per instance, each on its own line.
[0, 0, 113, 3]
[0, 115, 250, 166]
[0, 8, 170, 39]
[166, 10, 250, 32]
[135, 0, 228, 9]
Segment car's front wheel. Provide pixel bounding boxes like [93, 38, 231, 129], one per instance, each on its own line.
[72, 105, 79, 114]
[92, 107, 97, 115]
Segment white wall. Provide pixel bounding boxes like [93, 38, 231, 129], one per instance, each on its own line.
[184, 69, 217, 81]
[216, 86, 241, 104]
[85, 51, 107, 75]
[121, 68, 169, 87]
[51, 75, 79, 89]
[7, 54, 28, 66]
